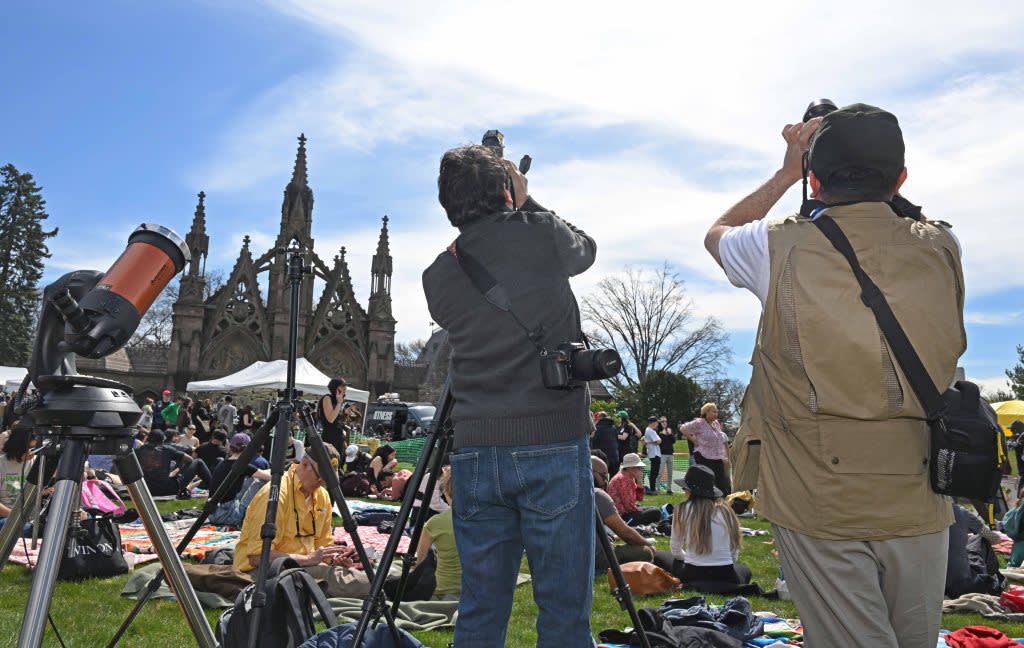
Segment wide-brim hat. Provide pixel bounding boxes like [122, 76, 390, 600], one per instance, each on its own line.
[675, 464, 723, 499]
[620, 453, 644, 470]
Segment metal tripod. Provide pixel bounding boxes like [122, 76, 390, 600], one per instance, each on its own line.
[0, 374, 217, 648]
[351, 376, 652, 648]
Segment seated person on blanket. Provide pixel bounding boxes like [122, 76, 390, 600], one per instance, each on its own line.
[344, 443, 371, 475]
[413, 468, 461, 599]
[135, 430, 214, 498]
[369, 444, 398, 490]
[947, 502, 1006, 598]
[207, 433, 271, 526]
[1002, 501, 1024, 568]
[196, 429, 229, 467]
[592, 456, 673, 573]
[670, 464, 752, 590]
[607, 453, 662, 526]
[233, 446, 369, 597]
[0, 426, 34, 532]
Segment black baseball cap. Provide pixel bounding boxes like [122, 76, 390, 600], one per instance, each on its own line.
[808, 103, 904, 185]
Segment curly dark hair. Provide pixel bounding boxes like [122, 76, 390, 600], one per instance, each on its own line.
[437, 145, 509, 226]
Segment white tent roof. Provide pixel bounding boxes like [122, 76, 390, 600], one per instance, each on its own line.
[185, 358, 369, 404]
[0, 366, 28, 393]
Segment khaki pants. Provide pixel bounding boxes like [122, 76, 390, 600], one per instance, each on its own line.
[773, 524, 948, 648]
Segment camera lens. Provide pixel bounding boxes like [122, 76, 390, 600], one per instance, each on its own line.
[572, 348, 623, 381]
[803, 98, 838, 122]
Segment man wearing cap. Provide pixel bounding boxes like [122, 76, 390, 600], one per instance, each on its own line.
[591, 456, 671, 572]
[234, 445, 369, 596]
[705, 104, 964, 646]
[207, 432, 271, 526]
[152, 389, 171, 431]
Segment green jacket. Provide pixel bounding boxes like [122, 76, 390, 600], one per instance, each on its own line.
[161, 402, 180, 427]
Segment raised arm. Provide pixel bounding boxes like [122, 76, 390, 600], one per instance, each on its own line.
[704, 118, 821, 266]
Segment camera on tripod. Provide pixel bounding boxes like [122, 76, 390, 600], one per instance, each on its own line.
[539, 342, 622, 390]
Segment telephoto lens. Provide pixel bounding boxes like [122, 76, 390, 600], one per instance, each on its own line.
[572, 348, 623, 381]
[803, 98, 838, 122]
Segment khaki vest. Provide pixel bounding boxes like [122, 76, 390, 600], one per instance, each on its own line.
[731, 203, 965, 540]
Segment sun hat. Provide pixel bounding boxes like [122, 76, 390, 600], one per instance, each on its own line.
[229, 432, 251, 447]
[345, 444, 359, 462]
[674, 464, 723, 499]
[620, 453, 644, 470]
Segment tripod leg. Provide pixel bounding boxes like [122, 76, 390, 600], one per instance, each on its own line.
[116, 451, 217, 648]
[0, 483, 36, 570]
[595, 507, 652, 648]
[352, 377, 456, 648]
[106, 413, 281, 648]
[17, 439, 87, 648]
[390, 427, 451, 616]
[298, 407, 404, 646]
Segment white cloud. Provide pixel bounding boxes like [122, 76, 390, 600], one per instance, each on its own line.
[970, 375, 1012, 398]
[191, 0, 1024, 340]
[966, 310, 1023, 326]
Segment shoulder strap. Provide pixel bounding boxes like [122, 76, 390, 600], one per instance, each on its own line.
[452, 238, 548, 351]
[810, 215, 945, 419]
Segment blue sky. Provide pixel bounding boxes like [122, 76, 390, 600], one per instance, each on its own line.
[3, 0, 1023, 393]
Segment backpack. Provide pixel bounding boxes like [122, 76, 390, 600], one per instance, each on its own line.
[298, 623, 425, 648]
[80, 478, 127, 516]
[216, 557, 338, 648]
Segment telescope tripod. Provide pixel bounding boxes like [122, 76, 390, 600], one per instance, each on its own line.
[0, 374, 217, 648]
[351, 376, 652, 648]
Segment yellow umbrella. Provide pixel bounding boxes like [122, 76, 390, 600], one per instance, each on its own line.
[993, 400, 1024, 427]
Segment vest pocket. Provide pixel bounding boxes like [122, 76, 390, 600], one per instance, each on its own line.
[819, 419, 928, 475]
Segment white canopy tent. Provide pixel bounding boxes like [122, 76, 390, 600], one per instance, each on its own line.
[185, 358, 369, 404]
[0, 365, 28, 393]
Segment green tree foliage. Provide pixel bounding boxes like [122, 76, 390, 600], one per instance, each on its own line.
[1007, 345, 1024, 400]
[616, 369, 704, 425]
[0, 165, 57, 366]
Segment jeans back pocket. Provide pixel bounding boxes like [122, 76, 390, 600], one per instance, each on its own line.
[511, 444, 580, 518]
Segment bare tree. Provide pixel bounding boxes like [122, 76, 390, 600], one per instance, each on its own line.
[582, 263, 732, 391]
[395, 338, 428, 366]
[126, 269, 225, 352]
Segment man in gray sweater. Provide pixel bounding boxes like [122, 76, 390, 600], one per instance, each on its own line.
[423, 144, 598, 648]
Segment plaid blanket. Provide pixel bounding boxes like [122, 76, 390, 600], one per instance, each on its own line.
[119, 519, 240, 562]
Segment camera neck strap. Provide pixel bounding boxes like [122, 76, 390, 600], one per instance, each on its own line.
[450, 239, 549, 353]
[810, 214, 945, 419]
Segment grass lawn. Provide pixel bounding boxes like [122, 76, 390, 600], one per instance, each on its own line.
[1, 493, 1023, 647]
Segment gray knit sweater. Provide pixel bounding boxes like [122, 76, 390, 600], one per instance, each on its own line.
[422, 199, 597, 449]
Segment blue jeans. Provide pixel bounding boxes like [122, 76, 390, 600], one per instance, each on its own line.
[449, 435, 596, 648]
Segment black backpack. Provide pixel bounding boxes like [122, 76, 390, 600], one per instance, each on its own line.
[217, 557, 338, 648]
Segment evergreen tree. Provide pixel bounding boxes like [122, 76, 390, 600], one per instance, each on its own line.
[0, 165, 57, 366]
[1007, 344, 1024, 400]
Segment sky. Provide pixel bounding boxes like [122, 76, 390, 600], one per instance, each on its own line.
[2, 0, 1022, 394]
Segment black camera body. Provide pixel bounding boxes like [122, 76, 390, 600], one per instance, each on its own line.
[540, 342, 622, 390]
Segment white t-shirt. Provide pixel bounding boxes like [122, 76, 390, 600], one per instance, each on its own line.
[719, 215, 962, 307]
[643, 426, 661, 458]
[670, 505, 739, 566]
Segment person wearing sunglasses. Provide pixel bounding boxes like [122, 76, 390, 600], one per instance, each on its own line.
[233, 445, 369, 596]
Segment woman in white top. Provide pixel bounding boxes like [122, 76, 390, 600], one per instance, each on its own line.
[670, 464, 751, 590]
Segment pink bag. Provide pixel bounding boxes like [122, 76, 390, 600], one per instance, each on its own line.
[80, 479, 127, 516]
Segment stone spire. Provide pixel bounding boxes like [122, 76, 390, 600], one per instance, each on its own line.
[370, 215, 393, 296]
[278, 133, 314, 245]
[184, 191, 209, 277]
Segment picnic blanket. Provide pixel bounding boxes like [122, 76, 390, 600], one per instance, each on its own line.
[333, 525, 410, 557]
[325, 573, 532, 632]
[119, 519, 240, 562]
[7, 536, 159, 570]
[942, 593, 1024, 622]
